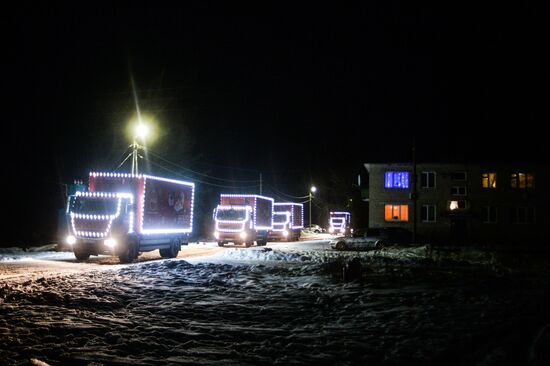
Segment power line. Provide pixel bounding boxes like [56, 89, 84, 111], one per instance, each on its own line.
[112, 146, 320, 197]
[265, 184, 310, 200]
[114, 145, 262, 186]
[146, 155, 310, 197]
[147, 149, 261, 184]
[147, 160, 261, 189]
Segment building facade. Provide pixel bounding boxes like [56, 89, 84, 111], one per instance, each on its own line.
[365, 163, 548, 245]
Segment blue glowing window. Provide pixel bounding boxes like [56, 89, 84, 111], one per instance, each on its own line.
[385, 172, 409, 189]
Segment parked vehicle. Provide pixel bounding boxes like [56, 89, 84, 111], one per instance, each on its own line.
[328, 211, 351, 235]
[303, 224, 325, 234]
[214, 194, 274, 247]
[268, 202, 304, 241]
[65, 172, 195, 262]
[330, 227, 412, 251]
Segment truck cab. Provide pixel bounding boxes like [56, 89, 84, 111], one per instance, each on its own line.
[268, 202, 303, 241]
[213, 194, 273, 247]
[213, 205, 255, 246]
[66, 191, 135, 261]
[328, 211, 351, 235]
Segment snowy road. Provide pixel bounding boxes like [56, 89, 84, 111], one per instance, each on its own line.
[2, 240, 550, 365]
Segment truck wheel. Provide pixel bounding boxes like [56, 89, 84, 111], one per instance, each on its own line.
[119, 239, 139, 263]
[160, 239, 180, 258]
[217, 241, 225, 247]
[74, 249, 90, 261]
[256, 240, 267, 246]
[244, 241, 253, 247]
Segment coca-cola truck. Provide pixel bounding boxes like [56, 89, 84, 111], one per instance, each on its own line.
[268, 202, 304, 241]
[328, 211, 351, 235]
[65, 172, 195, 262]
[213, 194, 274, 247]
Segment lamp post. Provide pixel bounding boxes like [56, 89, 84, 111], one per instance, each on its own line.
[131, 122, 149, 175]
[309, 186, 317, 227]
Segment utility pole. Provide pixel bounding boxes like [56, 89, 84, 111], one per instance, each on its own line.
[131, 140, 139, 175]
[309, 186, 317, 227]
[309, 191, 312, 227]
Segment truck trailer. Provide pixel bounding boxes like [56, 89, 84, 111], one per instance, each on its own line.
[268, 202, 304, 241]
[65, 172, 195, 262]
[328, 211, 351, 235]
[213, 194, 273, 247]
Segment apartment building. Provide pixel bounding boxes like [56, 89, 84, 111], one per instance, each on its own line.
[364, 163, 548, 245]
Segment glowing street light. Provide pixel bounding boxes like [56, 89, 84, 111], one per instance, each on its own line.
[131, 120, 149, 175]
[309, 186, 317, 227]
[135, 123, 149, 140]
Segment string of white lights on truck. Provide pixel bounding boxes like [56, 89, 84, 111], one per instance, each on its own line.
[140, 175, 195, 234]
[214, 206, 252, 232]
[273, 203, 304, 229]
[89, 172, 195, 235]
[90, 172, 139, 178]
[329, 211, 351, 233]
[219, 194, 275, 230]
[330, 211, 350, 228]
[70, 191, 134, 238]
[271, 212, 291, 231]
[299, 204, 304, 229]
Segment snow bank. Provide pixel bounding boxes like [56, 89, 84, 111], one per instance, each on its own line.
[1, 241, 549, 365]
[213, 247, 312, 263]
[0, 244, 72, 262]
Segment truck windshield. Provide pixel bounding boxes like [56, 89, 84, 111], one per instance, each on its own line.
[216, 208, 247, 221]
[331, 218, 345, 227]
[70, 197, 119, 216]
[273, 213, 288, 223]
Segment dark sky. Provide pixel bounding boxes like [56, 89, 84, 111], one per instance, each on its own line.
[2, 2, 548, 243]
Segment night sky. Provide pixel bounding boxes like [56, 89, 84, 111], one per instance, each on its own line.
[2, 2, 548, 244]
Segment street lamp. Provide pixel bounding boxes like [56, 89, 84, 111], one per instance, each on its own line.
[135, 123, 149, 140]
[131, 121, 149, 175]
[309, 186, 317, 227]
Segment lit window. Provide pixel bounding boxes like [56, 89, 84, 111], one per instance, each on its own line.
[384, 172, 409, 189]
[421, 172, 436, 189]
[421, 204, 436, 222]
[451, 186, 467, 196]
[510, 173, 534, 189]
[449, 200, 467, 211]
[482, 206, 497, 223]
[482, 172, 497, 188]
[384, 204, 409, 222]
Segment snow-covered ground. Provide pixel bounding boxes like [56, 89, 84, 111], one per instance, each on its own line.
[2, 240, 550, 365]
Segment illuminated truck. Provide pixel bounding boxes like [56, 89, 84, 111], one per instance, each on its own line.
[268, 202, 304, 241]
[328, 211, 351, 235]
[65, 172, 195, 263]
[213, 194, 274, 247]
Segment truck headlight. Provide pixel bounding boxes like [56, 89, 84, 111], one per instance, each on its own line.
[283, 230, 289, 237]
[104, 238, 117, 248]
[214, 231, 219, 239]
[66, 235, 76, 245]
[239, 231, 247, 239]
